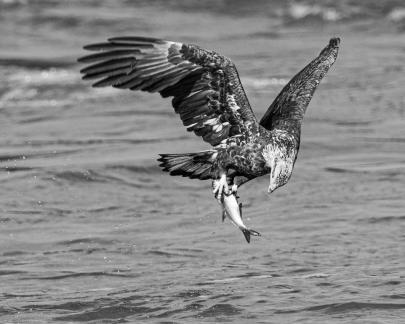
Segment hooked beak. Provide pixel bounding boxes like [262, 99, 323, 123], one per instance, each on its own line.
[267, 173, 276, 193]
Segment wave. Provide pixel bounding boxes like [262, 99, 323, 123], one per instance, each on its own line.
[49, 298, 242, 322]
[22, 300, 93, 312]
[107, 164, 162, 174]
[0, 166, 33, 172]
[0, 148, 79, 164]
[197, 303, 242, 317]
[302, 273, 330, 279]
[0, 306, 18, 316]
[135, 0, 405, 24]
[388, 8, 405, 23]
[176, 289, 210, 299]
[366, 215, 405, 224]
[283, 1, 405, 27]
[51, 170, 108, 183]
[382, 293, 405, 299]
[9, 138, 164, 147]
[0, 67, 79, 108]
[325, 161, 405, 175]
[0, 0, 26, 8]
[0, 269, 26, 275]
[305, 301, 405, 313]
[145, 249, 200, 258]
[360, 137, 405, 143]
[2, 0, 405, 35]
[53, 304, 164, 322]
[0, 57, 74, 69]
[243, 77, 288, 90]
[0, 66, 125, 110]
[5, 68, 78, 86]
[34, 271, 135, 280]
[324, 167, 358, 174]
[286, 3, 341, 22]
[276, 301, 405, 314]
[48, 164, 163, 186]
[57, 237, 118, 246]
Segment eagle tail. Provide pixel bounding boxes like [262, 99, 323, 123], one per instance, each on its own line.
[158, 150, 216, 180]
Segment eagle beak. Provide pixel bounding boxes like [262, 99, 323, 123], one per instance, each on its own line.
[267, 174, 276, 193]
[268, 184, 276, 194]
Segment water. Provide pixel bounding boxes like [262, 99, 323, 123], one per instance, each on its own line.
[1, 1, 404, 323]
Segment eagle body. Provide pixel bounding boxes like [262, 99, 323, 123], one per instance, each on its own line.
[79, 35, 339, 214]
[217, 127, 297, 177]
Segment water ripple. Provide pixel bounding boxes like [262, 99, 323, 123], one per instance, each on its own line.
[306, 301, 405, 313]
[53, 304, 164, 322]
[276, 301, 405, 314]
[197, 303, 242, 317]
[30, 271, 136, 280]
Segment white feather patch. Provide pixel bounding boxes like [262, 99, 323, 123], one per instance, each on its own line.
[226, 94, 240, 112]
[203, 117, 219, 126]
[212, 124, 223, 132]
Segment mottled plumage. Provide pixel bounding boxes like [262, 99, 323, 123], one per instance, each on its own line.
[79, 36, 339, 240]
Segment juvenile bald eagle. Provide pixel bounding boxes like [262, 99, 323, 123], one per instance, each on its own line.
[79, 37, 339, 203]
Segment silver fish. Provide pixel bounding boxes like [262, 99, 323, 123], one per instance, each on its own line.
[221, 193, 261, 243]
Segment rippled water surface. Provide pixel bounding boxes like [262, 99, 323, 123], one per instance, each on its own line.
[1, 1, 404, 323]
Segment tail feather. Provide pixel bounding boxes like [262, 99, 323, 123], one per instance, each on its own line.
[241, 228, 261, 243]
[158, 151, 216, 180]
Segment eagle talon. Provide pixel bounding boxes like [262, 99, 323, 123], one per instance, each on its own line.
[212, 174, 229, 202]
[231, 184, 238, 194]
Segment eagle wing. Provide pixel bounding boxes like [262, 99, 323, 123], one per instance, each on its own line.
[79, 36, 258, 147]
[260, 38, 340, 131]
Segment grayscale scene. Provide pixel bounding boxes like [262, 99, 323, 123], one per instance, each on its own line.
[1, 1, 404, 323]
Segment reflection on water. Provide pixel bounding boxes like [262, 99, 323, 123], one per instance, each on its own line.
[0, 0, 404, 323]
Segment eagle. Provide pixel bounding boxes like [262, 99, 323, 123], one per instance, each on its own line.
[78, 36, 339, 240]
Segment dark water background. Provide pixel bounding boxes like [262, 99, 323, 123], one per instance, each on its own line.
[1, 0, 404, 323]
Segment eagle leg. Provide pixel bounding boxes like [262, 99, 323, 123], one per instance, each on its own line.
[212, 174, 230, 202]
[230, 175, 251, 198]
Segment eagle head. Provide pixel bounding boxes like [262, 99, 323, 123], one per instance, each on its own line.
[262, 144, 294, 193]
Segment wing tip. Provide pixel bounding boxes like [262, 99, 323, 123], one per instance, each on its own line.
[328, 37, 341, 48]
[318, 36, 340, 59]
[82, 43, 109, 51]
[77, 54, 92, 63]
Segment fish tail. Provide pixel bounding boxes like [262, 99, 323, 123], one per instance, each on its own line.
[241, 228, 261, 243]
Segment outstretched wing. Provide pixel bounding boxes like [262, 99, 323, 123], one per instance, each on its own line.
[260, 38, 340, 131]
[79, 36, 258, 147]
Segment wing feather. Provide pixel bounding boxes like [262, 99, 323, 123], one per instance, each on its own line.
[82, 66, 132, 80]
[260, 38, 340, 132]
[80, 59, 134, 75]
[79, 36, 258, 146]
[93, 75, 128, 87]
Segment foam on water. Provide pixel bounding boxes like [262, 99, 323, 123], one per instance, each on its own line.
[287, 3, 342, 22]
[7, 68, 76, 86]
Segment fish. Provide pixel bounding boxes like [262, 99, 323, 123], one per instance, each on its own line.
[221, 193, 261, 243]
